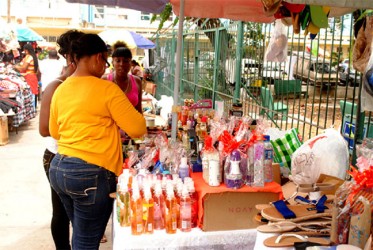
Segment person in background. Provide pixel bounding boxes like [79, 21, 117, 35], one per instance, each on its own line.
[103, 42, 142, 113]
[39, 29, 84, 250]
[49, 33, 147, 249]
[38, 49, 64, 97]
[14, 43, 40, 108]
[131, 59, 144, 81]
[101, 42, 144, 242]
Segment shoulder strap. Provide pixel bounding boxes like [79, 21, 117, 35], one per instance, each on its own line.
[107, 73, 114, 81]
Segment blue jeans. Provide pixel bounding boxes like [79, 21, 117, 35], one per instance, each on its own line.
[49, 153, 116, 250]
[43, 149, 71, 250]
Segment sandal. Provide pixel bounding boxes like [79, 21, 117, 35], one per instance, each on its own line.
[261, 201, 332, 222]
[264, 233, 330, 247]
[257, 219, 331, 234]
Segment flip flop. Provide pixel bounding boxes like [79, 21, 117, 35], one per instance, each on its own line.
[291, 12, 300, 34]
[310, 5, 328, 28]
[264, 233, 331, 247]
[282, 2, 305, 13]
[257, 221, 297, 233]
[261, 0, 282, 17]
[257, 219, 331, 234]
[254, 213, 269, 224]
[300, 5, 311, 30]
[261, 203, 333, 222]
[307, 22, 320, 35]
[256, 204, 272, 211]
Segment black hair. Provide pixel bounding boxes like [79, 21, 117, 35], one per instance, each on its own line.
[112, 47, 132, 59]
[23, 43, 38, 73]
[131, 60, 139, 66]
[71, 33, 108, 61]
[56, 30, 85, 59]
[112, 41, 129, 51]
[48, 49, 58, 59]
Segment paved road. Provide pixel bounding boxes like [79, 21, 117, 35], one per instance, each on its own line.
[0, 112, 112, 250]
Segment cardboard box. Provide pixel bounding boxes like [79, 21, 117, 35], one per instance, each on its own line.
[145, 82, 157, 96]
[202, 191, 279, 231]
[272, 163, 281, 185]
[193, 164, 282, 232]
[0, 116, 9, 146]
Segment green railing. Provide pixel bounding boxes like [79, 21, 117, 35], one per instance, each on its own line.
[152, 15, 372, 164]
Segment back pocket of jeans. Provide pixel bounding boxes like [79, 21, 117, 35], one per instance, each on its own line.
[64, 174, 98, 205]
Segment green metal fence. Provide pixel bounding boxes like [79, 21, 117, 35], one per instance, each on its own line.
[152, 16, 372, 163]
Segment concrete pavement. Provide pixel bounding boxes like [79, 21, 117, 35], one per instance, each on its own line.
[0, 111, 112, 250]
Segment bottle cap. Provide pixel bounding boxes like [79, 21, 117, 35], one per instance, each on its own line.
[264, 135, 270, 141]
[230, 149, 241, 161]
[201, 116, 208, 123]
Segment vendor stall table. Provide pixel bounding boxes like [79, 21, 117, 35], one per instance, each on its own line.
[112, 215, 257, 249]
[112, 172, 283, 249]
[192, 172, 283, 231]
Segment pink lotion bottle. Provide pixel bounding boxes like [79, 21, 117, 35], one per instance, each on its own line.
[179, 186, 192, 232]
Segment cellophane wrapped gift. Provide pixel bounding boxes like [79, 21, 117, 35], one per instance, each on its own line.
[331, 140, 373, 247]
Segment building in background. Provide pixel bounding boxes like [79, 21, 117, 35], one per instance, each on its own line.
[0, 0, 173, 54]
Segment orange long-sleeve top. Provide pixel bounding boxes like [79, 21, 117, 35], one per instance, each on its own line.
[49, 76, 147, 176]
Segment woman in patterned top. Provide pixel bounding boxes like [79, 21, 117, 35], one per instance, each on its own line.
[14, 44, 40, 107]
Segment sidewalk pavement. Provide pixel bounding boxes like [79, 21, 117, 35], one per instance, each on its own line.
[0, 111, 112, 250]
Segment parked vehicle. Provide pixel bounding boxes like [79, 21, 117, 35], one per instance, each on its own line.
[293, 53, 338, 87]
[262, 65, 288, 84]
[338, 64, 361, 87]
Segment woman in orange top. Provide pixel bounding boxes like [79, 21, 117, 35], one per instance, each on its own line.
[14, 44, 40, 107]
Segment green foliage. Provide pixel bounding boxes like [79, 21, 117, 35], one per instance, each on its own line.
[151, 3, 174, 32]
[355, 9, 373, 23]
[38, 49, 48, 60]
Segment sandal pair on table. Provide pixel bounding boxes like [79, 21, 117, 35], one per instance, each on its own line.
[256, 183, 334, 248]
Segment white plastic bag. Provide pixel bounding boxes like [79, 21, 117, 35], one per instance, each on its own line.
[290, 129, 349, 184]
[264, 19, 288, 63]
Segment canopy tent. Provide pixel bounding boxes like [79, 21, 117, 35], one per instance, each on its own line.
[98, 30, 155, 49]
[15, 26, 43, 42]
[0, 19, 19, 52]
[64, 0, 365, 23]
[63, 0, 368, 139]
[285, 0, 372, 9]
[65, 0, 169, 13]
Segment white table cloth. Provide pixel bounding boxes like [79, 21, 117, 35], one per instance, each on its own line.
[112, 201, 257, 249]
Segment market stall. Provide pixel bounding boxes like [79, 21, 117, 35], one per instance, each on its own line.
[0, 21, 37, 142]
[66, 1, 372, 249]
[0, 65, 36, 131]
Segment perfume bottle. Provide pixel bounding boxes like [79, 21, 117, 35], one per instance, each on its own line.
[142, 187, 154, 234]
[179, 186, 192, 232]
[165, 186, 177, 234]
[225, 150, 244, 189]
[153, 182, 165, 230]
[175, 182, 182, 229]
[199, 116, 208, 141]
[117, 178, 130, 227]
[130, 186, 143, 235]
[187, 180, 198, 228]
[246, 145, 254, 186]
[201, 136, 221, 186]
[253, 136, 265, 187]
[178, 157, 190, 181]
[263, 135, 274, 183]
